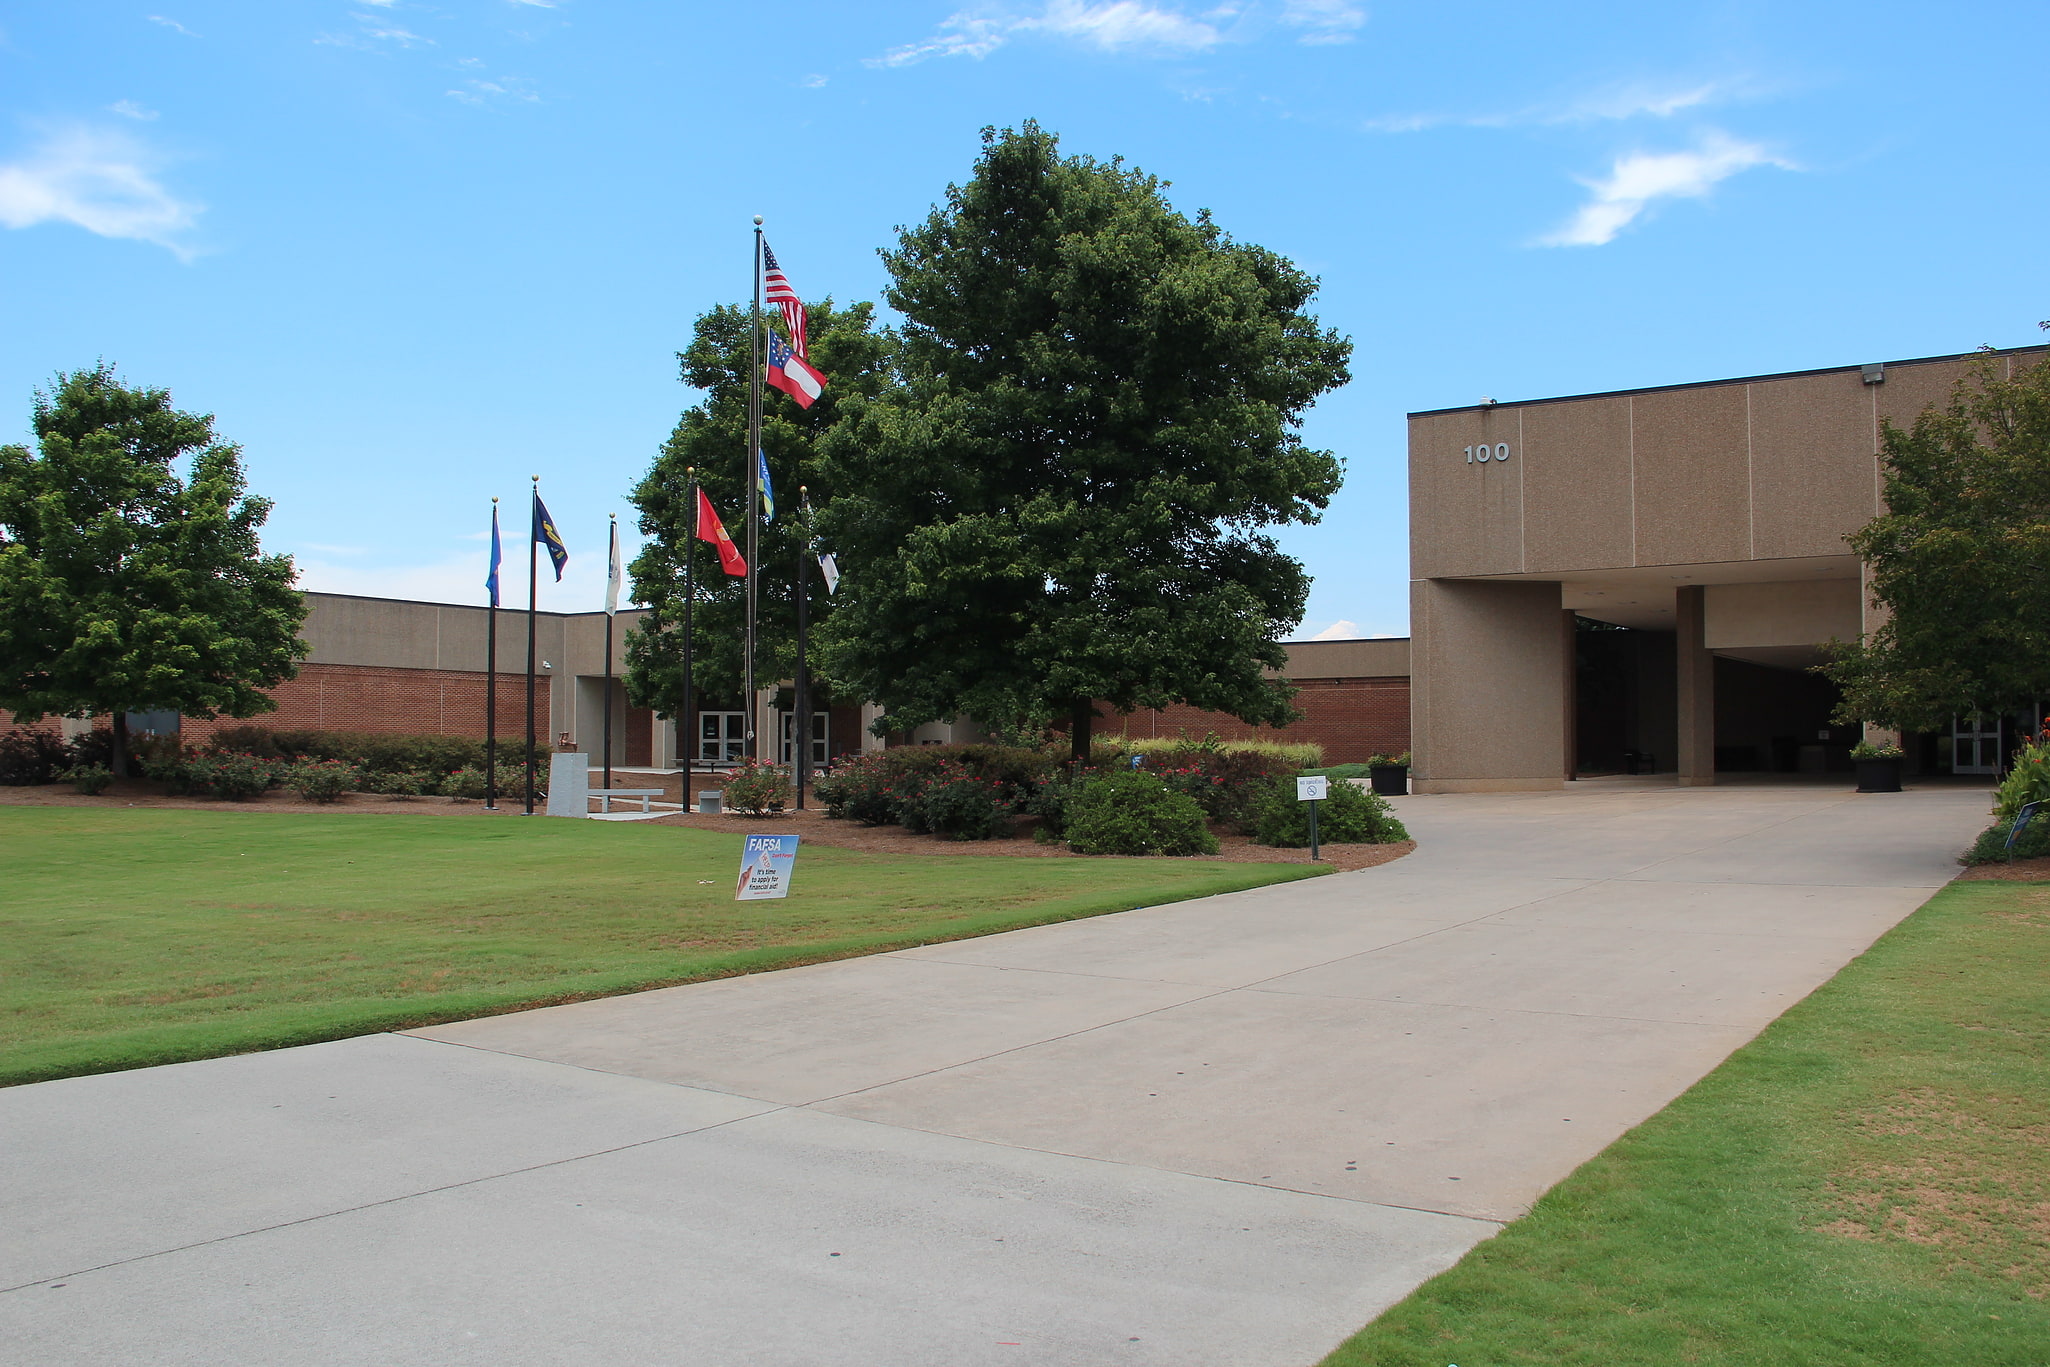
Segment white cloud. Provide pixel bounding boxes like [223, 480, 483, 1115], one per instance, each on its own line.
[1368, 75, 1742, 136]
[147, 15, 196, 36]
[447, 73, 540, 105]
[1310, 619, 1362, 640]
[506, 0, 559, 7]
[0, 124, 202, 259]
[1281, 0, 1363, 45]
[1540, 131, 1791, 247]
[801, 73, 829, 88]
[109, 100, 159, 121]
[870, 1, 1221, 67]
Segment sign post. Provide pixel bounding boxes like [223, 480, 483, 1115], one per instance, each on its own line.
[1296, 775, 1328, 862]
[736, 833, 800, 900]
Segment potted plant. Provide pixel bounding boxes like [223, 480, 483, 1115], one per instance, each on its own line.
[1850, 740, 1904, 793]
[1368, 751, 1411, 796]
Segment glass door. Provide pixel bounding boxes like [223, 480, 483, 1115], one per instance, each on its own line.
[697, 712, 745, 763]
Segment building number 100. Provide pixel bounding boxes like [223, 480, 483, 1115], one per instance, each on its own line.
[1465, 443, 1511, 464]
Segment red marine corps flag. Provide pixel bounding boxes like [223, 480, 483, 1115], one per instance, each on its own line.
[696, 488, 748, 577]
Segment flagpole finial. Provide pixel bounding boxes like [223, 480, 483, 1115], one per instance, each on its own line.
[492, 496, 498, 504]
[531, 474, 539, 483]
[753, 215, 763, 226]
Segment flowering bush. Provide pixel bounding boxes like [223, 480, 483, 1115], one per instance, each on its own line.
[442, 766, 489, 800]
[0, 731, 72, 786]
[906, 760, 1010, 840]
[1994, 718, 2050, 822]
[813, 752, 898, 825]
[185, 751, 281, 801]
[723, 757, 792, 816]
[1064, 771, 1217, 856]
[287, 759, 360, 804]
[66, 763, 114, 795]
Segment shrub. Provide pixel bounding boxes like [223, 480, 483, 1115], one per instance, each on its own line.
[442, 766, 489, 800]
[1963, 815, 2050, 864]
[814, 753, 898, 824]
[1252, 776, 1409, 847]
[65, 728, 116, 770]
[66, 763, 114, 795]
[1122, 735, 1326, 769]
[1994, 726, 2050, 822]
[287, 759, 360, 804]
[133, 735, 193, 793]
[1303, 763, 1372, 780]
[0, 730, 72, 786]
[185, 751, 279, 801]
[366, 769, 433, 797]
[905, 761, 1011, 841]
[1064, 771, 1218, 856]
[723, 758, 791, 816]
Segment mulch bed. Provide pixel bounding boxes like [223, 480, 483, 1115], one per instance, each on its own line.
[0, 779, 1414, 871]
[1954, 855, 2050, 881]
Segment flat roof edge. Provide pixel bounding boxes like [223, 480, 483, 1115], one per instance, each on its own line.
[1406, 344, 2050, 418]
[302, 588, 638, 620]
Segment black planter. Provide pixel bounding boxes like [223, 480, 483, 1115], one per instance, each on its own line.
[1369, 765, 1409, 796]
[1853, 757, 1903, 793]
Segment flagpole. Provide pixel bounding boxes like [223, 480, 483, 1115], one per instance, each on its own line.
[795, 485, 811, 810]
[525, 475, 539, 817]
[486, 498, 500, 811]
[602, 515, 616, 795]
[745, 214, 764, 761]
[681, 467, 696, 797]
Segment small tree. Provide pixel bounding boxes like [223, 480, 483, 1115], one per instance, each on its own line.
[814, 123, 1350, 761]
[624, 300, 888, 719]
[0, 364, 307, 774]
[1823, 350, 2050, 731]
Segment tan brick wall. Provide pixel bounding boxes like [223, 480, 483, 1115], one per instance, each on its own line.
[1098, 677, 1412, 764]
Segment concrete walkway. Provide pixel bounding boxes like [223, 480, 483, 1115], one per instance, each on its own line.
[1, 780, 1992, 1366]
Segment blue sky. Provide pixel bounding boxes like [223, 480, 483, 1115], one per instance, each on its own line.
[2, 1, 2044, 639]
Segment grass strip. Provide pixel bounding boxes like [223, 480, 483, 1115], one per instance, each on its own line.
[1322, 879, 2050, 1366]
[1, 806, 1321, 1086]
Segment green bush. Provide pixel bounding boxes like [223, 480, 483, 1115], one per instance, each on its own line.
[65, 763, 114, 795]
[442, 766, 489, 800]
[1994, 728, 2050, 822]
[1252, 776, 1409, 847]
[65, 728, 116, 770]
[814, 752, 897, 824]
[132, 735, 194, 793]
[1962, 815, 2050, 864]
[287, 759, 360, 804]
[199, 727, 547, 777]
[365, 769, 435, 797]
[723, 758, 791, 816]
[185, 752, 280, 801]
[904, 761, 1010, 840]
[0, 730, 72, 785]
[1302, 763, 1373, 780]
[1122, 735, 1327, 768]
[1027, 769, 1093, 841]
[1064, 771, 1218, 856]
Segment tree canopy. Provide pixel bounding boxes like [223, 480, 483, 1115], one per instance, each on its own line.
[813, 122, 1350, 758]
[624, 299, 889, 719]
[0, 363, 307, 771]
[1823, 350, 2050, 731]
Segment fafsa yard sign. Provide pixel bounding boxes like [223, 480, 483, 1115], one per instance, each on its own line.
[736, 834, 800, 901]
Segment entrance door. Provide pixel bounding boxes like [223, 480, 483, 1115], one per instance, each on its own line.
[1953, 716, 2002, 775]
[779, 711, 829, 766]
[698, 712, 745, 763]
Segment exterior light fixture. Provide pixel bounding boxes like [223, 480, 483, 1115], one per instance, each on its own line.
[1861, 364, 1886, 385]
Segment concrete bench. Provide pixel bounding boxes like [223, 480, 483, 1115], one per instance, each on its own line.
[593, 788, 667, 813]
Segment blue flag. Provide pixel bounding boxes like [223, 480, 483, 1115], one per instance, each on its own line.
[533, 493, 568, 582]
[486, 504, 502, 606]
[756, 449, 776, 522]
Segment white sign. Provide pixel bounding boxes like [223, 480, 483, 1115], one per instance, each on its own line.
[736, 833, 800, 901]
[1296, 775, 1329, 802]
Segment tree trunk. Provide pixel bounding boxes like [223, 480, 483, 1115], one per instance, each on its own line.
[111, 710, 130, 779]
[1069, 699, 1092, 767]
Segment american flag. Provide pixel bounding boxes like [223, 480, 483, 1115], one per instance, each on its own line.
[762, 241, 807, 358]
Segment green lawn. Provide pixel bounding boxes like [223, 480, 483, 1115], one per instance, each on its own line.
[1322, 879, 2050, 1367]
[0, 806, 1321, 1087]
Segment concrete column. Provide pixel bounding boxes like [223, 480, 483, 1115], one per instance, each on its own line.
[1675, 585, 1715, 786]
[1411, 578, 1567, 794]
[1562, 609, 1579, 781]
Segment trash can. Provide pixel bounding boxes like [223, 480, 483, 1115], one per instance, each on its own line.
[697, 790, 722, 814]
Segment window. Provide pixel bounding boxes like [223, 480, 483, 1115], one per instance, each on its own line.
[697, 712, 745, 763]
[779, 711, 830, 766]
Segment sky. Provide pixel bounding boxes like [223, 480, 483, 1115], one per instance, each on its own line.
[2, 1, 2045, 640]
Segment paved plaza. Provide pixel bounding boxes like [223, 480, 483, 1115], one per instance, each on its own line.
[1, 780, 1992, 1366]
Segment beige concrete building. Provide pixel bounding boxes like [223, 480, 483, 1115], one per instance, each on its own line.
[1407, 346, 2046, 793]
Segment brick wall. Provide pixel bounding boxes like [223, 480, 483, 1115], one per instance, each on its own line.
[178, 663, 544, 743]
[1097, 677, 1411, 764]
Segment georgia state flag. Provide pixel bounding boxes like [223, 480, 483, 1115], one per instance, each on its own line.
[766, 333, 827, 409]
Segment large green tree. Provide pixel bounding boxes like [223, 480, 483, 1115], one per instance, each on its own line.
[624, 299, 889, 727]
[1823, 350, 2050, 731]
[814, 122, 1351, 759]
[0, 364, 307, 773]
